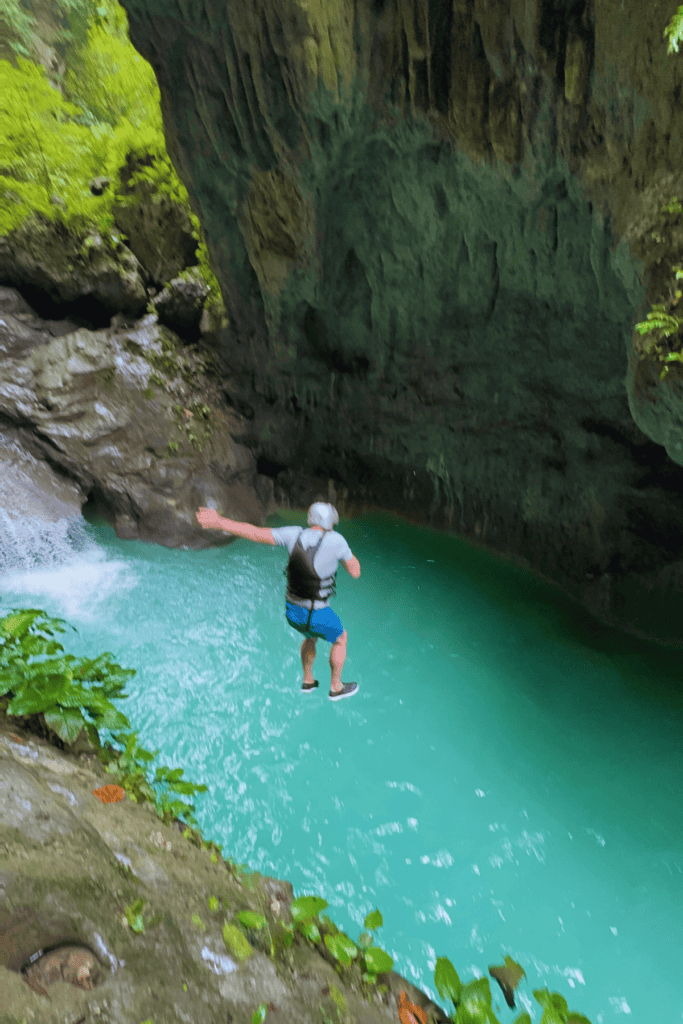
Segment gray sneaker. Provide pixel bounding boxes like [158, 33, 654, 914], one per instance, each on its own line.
[329, 682, 358, 701]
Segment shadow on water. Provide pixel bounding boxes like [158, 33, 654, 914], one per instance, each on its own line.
[347, 506, 683, 718]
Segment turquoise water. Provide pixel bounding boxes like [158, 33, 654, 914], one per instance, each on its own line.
[2, 505, 682, 1023]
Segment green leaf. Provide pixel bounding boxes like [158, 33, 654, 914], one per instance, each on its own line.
[125, 899, 145, 933]
[43, 706, 86, 743]
[324, 932, 357, 965]
[290, 895, 328, 923]
[191, 914, 205, 931]
[665, 6, 683, 53]
[364, 908, 383, 930]
[538, 1010, 565, 1024]
[300, 922, 320, 943]
[237, 911, 266, 930]
[6, 679, 71, 715]
[94, 705, 130, 730]
[460, 977, 493, 1012]
[533, 989, 570, 1017]
[251, 1004, 268, 1024]
[329, 985, 347, 1012]
[222, 922, 253, 962]
[0, 609, 51, 640]
[565, 1015, 593, 1024]
[435, 956, 462, 1004]
[549, 993, 568, 1013]
[512, 1015, 532, 1024]
[362, 946, 393, 974]
[208, 896, 219, 912]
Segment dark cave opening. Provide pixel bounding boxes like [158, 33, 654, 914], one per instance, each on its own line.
[1, 280, 124, 330]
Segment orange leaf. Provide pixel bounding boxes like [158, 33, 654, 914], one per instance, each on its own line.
[93, 784, 125, 803]
[398, 989, 428, 1024]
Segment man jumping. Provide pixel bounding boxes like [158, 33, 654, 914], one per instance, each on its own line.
[195, 501, 361, 700]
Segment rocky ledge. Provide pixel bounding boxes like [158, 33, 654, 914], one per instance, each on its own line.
[0, 716, 448, 1024]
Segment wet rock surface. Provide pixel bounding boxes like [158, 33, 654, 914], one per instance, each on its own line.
[0, 725, 448, 1024]
[0, 285, 274, 558]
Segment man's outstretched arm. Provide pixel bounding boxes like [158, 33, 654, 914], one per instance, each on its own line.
[196, 507, 276, 544]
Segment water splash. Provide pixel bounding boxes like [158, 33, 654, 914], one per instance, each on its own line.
[0, 510, 93, 572]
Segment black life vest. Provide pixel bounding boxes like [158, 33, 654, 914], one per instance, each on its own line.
[284, 529, 338, 609]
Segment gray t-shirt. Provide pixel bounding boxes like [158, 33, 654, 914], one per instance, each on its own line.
[271, 526, 353, 609]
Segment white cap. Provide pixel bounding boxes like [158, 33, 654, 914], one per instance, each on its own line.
[307, 502, 339, 531]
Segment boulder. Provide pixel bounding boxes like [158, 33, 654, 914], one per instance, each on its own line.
[0, 212, 149, 318]
[0, 288, 275, 551]
[151, 266, 210, 337]
[110, 148, 199, 284]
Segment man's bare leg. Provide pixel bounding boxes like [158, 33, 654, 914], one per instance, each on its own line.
[301, 637, 317, 685]
[329, 630, 347, 693]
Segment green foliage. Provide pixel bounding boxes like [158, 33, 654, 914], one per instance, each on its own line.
[324, 931, 358, 966]
[61, 0, 159, 129]
[428, 960, 594, 1024]
[0, 0, 97, 62]
[1, 607, 133, 744]
[0, 2, 223, 315]
[0, 56, 115, 237]
[635, 303, 683, 338]
[251, 1005, 269, 1024]
[222, 922, 253, 962]
[0, 0, 35, 59]
[0, 607, 206, 827]
[291, 895, 329, 923]
[454, 977, 497, 1024]
[124, 897, 146, 933]
[283, 894, 393, 989]
[237, 910, 267, 930]
[664, 4, 683, 53]
[661, 196, 683, 216]
[633, 16, 683, 375]
[532, 987, 592, 1024]
[435, 956, 462, 1009]
[363, 908, 383, 930]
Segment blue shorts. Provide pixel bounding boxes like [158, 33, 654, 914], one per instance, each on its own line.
[285, 601, 344, 643]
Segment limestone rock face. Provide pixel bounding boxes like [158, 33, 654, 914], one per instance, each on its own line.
[104, 0, 683, 641]
[0, 286, 273, 555]
[110, 148, 199, 284]
[0, 213, 149, 319]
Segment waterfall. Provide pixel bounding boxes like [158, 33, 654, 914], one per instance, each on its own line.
[0, 509, 93, 573]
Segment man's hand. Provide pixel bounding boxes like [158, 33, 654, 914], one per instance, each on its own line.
[196, 506, 223, 530]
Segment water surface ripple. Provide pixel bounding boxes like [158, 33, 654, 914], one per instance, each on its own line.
[1, 507, 681, 1023]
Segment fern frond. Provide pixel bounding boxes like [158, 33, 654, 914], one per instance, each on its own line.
[664, 5, 683, 53]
